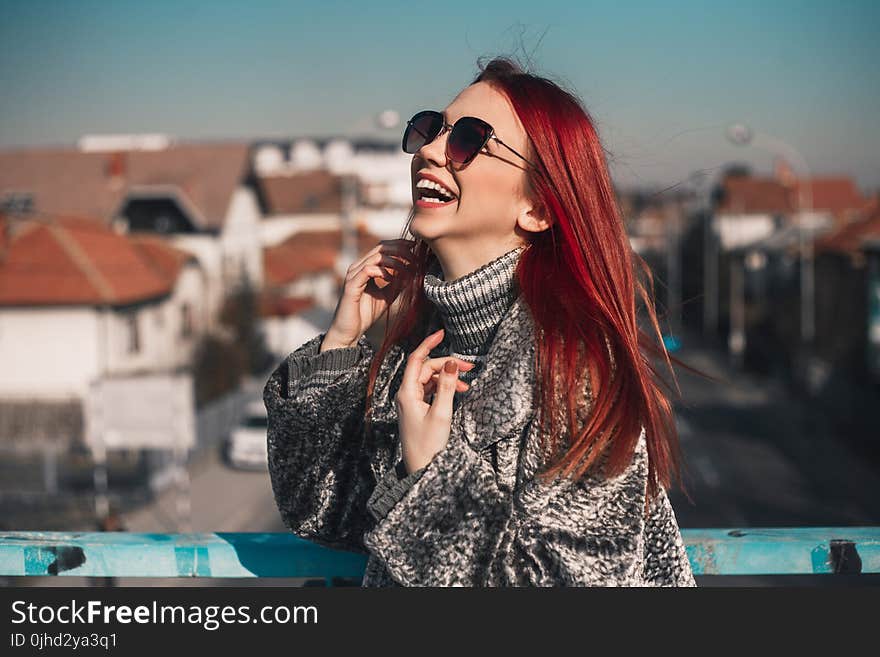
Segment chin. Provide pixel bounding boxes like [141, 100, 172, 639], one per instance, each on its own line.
[409, 209, 454, 239]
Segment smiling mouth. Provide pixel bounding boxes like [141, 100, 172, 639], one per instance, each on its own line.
[415, 181, 457, 207]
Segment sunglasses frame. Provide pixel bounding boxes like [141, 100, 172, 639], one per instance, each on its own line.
[403, 109, 540, 171]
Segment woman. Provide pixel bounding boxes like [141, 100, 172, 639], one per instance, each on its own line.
[264, 56, 700, 586]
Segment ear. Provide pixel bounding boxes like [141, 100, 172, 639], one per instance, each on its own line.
[515, 201, 553, 234]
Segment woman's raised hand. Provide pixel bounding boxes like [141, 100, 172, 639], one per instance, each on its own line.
[394, 328, 476, 474]
[321, 239, 417, 352]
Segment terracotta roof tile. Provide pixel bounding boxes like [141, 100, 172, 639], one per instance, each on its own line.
[0, 216, 184, 306]
[263, 224, 382, 288]
[129, 234, 197, 285]
[258, 170, 345, 215]
[815, 200, 880, 256]
[718, 175, 868, 219]
[794, 177, 868, 215]
[717, 177, 794, 214]
[258, 294, 315, 318]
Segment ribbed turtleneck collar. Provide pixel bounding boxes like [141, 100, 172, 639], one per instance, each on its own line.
[423, 245, 526, 385]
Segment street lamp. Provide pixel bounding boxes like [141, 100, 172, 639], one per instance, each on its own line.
[725, 123, 815, 347]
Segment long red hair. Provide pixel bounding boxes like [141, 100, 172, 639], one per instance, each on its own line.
[363, 56, 717, 516]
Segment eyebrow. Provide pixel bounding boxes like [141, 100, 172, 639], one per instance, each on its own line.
[442, 109, 485, 128]
[443, 109, 469, 123]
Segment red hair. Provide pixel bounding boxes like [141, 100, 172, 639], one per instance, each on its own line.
[364, 56, 717, 516]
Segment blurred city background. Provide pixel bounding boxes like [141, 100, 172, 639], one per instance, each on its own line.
[0, 0, 878, 586]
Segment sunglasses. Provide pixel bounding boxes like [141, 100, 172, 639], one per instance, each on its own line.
[402, 109, 539, 169]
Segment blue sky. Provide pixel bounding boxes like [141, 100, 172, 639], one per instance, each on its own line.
[1, 0, 877, 191]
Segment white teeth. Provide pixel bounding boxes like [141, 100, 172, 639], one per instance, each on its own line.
[416, 177, 456, 198]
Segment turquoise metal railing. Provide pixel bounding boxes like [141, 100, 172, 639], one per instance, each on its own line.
[1, 528, 878, 580]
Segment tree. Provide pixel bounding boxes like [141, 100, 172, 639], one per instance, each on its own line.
[190, 270, 272, 408]
[219, 269, 274, 376]
[190, 332, 245, 408]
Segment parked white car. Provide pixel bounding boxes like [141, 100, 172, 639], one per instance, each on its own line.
[225, 401, 269, 470]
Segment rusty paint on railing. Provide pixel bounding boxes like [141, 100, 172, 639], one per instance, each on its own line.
[682, 527, 880, 575]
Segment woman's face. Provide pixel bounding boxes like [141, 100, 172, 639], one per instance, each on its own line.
[408, 81, 537, 252]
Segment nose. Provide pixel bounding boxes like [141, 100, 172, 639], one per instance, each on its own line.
[418, 123, 451, 168]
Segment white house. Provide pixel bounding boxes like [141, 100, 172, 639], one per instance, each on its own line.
[0, 216, 206, 426]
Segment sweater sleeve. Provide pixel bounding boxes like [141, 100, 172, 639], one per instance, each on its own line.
[365, 459, 428, 521]
[362, 423, 696, 586]
[263, 331, 376, 555]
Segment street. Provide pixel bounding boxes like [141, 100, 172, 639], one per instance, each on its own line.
[666, 326, 880, 586]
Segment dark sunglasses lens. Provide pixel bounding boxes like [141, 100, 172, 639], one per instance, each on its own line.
[448, 119, 489, 163]
[403, 112, 443, 153]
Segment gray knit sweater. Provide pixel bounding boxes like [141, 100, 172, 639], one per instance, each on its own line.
[263, 247, 696, 587]
[423, 245, 525, 387]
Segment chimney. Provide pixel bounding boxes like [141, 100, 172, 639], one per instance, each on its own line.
[105, 151, 127, 188]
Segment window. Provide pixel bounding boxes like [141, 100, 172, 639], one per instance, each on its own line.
[0, 191, 35, 215]
[181, 303, 193, 338]
[125, 313, 140, 354]
[304, 193, 320, 211]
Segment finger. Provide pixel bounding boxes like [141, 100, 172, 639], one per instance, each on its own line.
[351, 249, 419, 286]
[348, 253, 413, 284]
[425, 369, 472, 388]
[372, 249, 415, 268]
[378, 242, 417, 269]
[428, 359, 460, 421]
[370, 257, 414, 290]
[399, 328, 446, 398]
[352, 264, 394, 290]
[424, 373, 470, 396]
[352, 240, 417, 272]
[418, 357, 476, 386]
[373, 266, 411, 299]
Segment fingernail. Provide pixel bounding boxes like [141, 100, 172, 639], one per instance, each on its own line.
[444, 360, 457, 374]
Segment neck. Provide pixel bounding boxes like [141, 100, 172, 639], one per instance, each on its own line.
[422, 245, 526, 385]
[430, 240, 526, 282]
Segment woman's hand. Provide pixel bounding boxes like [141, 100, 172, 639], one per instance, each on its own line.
[395, 328, 476, 474]
[321, 239, 417, 351]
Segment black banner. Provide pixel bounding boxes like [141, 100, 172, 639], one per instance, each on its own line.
[1, 585, 878, 652]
